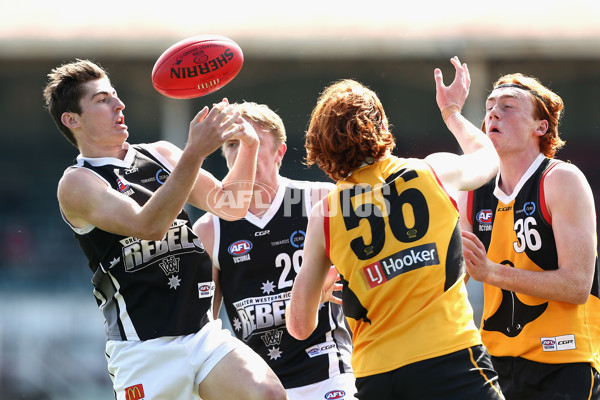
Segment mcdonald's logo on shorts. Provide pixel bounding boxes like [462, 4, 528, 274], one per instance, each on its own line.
[125, 383, 145, 400]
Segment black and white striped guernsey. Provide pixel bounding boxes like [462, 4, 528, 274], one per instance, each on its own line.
[211, 177, 353, 388]
[64, 144, 214, 341]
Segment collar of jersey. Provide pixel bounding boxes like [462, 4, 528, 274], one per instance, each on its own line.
[493, 152, 545, 204]
[245, 176, 288, 229]
[76, 143, 135, 168]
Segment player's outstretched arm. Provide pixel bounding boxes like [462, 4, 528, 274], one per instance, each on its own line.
[287, 200, 332, 340]
[187, 100, 259, 221]
[58, 101, 245, 240]
[427, 56, 498, 193]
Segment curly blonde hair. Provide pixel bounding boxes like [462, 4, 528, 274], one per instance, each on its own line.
[484, 73, 565, 158]
[305, 79, 395, 181]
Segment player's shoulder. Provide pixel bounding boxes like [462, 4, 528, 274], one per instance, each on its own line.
[283, 177, 335, 208]
[544, 159, 588, 185]
[59, 164, 102, 190]
[192, 211, 216, 233]
[143, 140, 178, 152]
[283, 176, 335, 192]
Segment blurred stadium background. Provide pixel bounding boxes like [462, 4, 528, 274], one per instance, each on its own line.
[1, 1, 600, 398]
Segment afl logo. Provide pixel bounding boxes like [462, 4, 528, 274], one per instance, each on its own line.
[307, 348, 320, 357]
[476, 209, 493, 224]
[116, 178, 131, 193]
[228, 240, 253, 256]
[542, 339, 555, 346]
[199, 284, 211, 292]
[325, 390, 346, 399]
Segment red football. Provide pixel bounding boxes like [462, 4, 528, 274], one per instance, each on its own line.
[152, 35, 243, 99]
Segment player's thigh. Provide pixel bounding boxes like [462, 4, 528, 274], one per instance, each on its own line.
[198, 343, 287, 400]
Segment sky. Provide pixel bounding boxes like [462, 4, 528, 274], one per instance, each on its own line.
[2, 0, 600, 44]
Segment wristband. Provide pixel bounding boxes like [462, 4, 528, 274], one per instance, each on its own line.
[441, 104, 461, 123]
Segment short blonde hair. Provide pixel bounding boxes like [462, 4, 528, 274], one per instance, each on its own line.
[233, 101, 286, 149]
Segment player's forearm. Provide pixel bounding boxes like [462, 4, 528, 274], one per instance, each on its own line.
[486, 262, 591, 304]
[137, 150, 204, 239]
[219, 142, 259, 219]
[286, 296, 319, 340]
[445, 112, 496, 157]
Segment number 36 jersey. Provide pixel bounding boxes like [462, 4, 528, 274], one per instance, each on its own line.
[468, 154, 600, 370]
[212, 177, 353, 388]
[324, 156, 481, 378]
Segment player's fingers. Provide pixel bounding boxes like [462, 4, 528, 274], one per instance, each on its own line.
[216, 108, 239, 128]
[433, 68, 444, 88]
[192, 106, 209, 123]
[221, 123, 245, 142]
[463, 63, 471, 88]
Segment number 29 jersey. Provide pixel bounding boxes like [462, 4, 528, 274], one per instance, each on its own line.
[324, 156, 481, 378]
[212, 177, 353, 388]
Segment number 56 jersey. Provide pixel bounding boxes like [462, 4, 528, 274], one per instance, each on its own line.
[325, 156, 481, 378]
[212, 177, 353, 389]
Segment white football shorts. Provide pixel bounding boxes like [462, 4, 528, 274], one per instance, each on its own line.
[286, 372, 356, 400]
[106, 319, 242, 400]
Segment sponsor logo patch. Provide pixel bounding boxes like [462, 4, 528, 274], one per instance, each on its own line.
[305, 341, 338, 358]
[198, 281, 215, 298]
[362, 243, 439, 289]
[523, 201, 536, 216]
[125, 383, 144, 400]
[290, 230, 306, 248]
[541, 334, 576, 352]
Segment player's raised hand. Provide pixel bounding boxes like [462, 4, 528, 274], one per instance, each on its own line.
[231, 117, 259, 149]
[187, 99, 244, 158]
[434, 56, 471, 120]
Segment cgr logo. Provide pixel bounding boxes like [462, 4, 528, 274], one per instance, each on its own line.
[476, 209, 493, 224]
[325, 390, 346, 399]
[541, 334, 576, 352]
[228, 240, 253, 256]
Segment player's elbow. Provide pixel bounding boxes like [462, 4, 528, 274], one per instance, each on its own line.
[287, 323, 312, 341]
[559, 280, 592, 305]
[570, 289, 591, 305]
[140, 226, 169, 241]
[286, 313, 313, 340]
